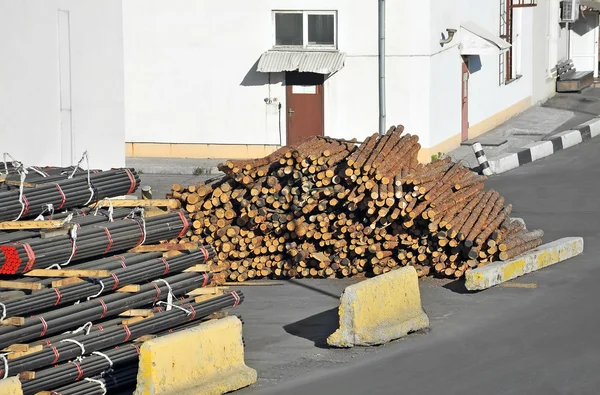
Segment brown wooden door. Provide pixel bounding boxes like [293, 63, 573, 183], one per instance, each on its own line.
[461, 61, 470, 142]
[286, 72, 325, 146]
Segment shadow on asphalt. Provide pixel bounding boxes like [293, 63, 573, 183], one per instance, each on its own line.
[442, 279, 473, 294]
[287, 279, 341, 299]
[283, 307, 339, 349]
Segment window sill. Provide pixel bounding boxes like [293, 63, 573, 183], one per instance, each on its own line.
[271, 46, 338, 52]
[505, 74, 523, 85]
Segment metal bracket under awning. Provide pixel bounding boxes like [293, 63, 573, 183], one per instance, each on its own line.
[460, 22, 512, 56]
[257, 50, 347, 74]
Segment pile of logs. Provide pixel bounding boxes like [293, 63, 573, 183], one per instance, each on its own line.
[168, 126, 543, 282]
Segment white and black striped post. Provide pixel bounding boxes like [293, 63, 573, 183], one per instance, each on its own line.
[472, 142, 492, 176]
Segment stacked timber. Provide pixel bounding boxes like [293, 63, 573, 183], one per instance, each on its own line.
[168, 126, 543, 282]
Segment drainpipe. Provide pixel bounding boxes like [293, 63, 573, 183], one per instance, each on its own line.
[378, 0, 386, 136]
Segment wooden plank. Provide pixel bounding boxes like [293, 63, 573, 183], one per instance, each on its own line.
[163, 250, 183, 258]
[119, 309, 154, 318]
[134, 335, 157, 343]
[187, 287, 227, 296]
[183, 264, 210, 273]
[2, 344, 30, 352]
[52, 277, 85, 288]
[128, 243, 199, 253]
[116, 284, 141, 293]
[5, 180, 37, 188]
[0, 280, 43, 291]
[24, 269, 110, 278]
[18, 371, 35, 380]
[0, 317, 25, 326]
[89, 199, 179, 209]
[7, 344, 43, 360]
[34, 392, 52, 395]
[0, 174, 5, 183]
[121, 316, 146, 325]
[222, 281, 284, 287]
[0, 220, 65, 230]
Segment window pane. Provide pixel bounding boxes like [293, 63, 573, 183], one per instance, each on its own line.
[275, 13, 303, 46]
[308, 14, 335, 46]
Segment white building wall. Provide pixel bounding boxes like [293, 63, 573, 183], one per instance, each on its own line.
[123, 0, 384, 147]
[123, 0, 559, 157]
[0, 0, 125, 170]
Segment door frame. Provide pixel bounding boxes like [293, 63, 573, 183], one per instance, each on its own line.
[285, 72, 325, 146]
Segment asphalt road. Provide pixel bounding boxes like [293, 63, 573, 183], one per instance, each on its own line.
[544, 87, 600, 137]
[139, 138, 600, 395]
[241, 137, 600, 394]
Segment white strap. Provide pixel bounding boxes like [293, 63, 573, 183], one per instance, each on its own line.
[93, 198, 114, 222]
[128, 208, 147, 245]
[14, 168, 28, 221]
[60, 213, 74, 226]
[63, 226, 78, 267]
[0, 353, 8, 379]
[0, 302, 6, 321]
[61, 338, 86, 357]
[84, 377, 107, 395]
[156, 301, 192, 316]
[70, 321, 93, 335]
[28, 166, 48, 177]
[87, 280, 105, 301]
[92, 351, 114, 369]
[152, 279, 174, 311]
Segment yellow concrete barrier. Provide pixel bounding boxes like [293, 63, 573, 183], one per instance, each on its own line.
[134, 316, 257, 395]
[327, 266, 429, 348]
[0, 377, 23, 395]
[465, 237, 584, 291]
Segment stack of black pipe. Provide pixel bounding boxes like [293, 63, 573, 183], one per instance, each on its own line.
[0, 168, 140, 221]
[0, 246, 214, 318]
[1, 291, 244, 377]
[0, 211, 190, 274]
[2, 166, 98, 186]
[47, 367, 138, 395]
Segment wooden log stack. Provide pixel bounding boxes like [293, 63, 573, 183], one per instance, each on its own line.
[167, 126, 543, 283]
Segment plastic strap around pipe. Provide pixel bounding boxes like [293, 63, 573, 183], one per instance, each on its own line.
[0, 353, 8, 379]
[60, 338, 86, 358]
[87, 280, 105, 301]
[28, 166, 48, 178]
[156, 301, 192, 316]
[84, 377, 107, 395]
[93, 198, 114, 222]
[152, 279, 174, 311]
[70, 321, 93, 336]
[60, 212, 74, 226]
[14, 168, 28, 221]
[0, 303, 6, 321]
[91, 351, 114, 370]
[3, 153, 22, 175]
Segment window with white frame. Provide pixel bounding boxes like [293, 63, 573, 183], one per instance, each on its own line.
[273, 11, 337, 49]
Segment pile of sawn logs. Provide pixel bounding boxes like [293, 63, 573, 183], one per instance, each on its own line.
[0, 168, 243, 394]
[168, 126, 544, 282]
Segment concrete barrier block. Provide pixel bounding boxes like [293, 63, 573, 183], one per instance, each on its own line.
[134, 316, 257, 395]
[554, 130, 583, 148]
[327, 266, 429, 348]
[523, 141, 554, 161]
[0, 377, 23, 395]
[489, 152, 519, 174]
[465, 237, 584, 291]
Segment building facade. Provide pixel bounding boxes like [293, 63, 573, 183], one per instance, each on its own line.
[1, 1, 594, 168]
[123, 0, 576, 162]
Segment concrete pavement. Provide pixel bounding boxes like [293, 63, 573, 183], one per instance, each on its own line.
[138, 138, 600, 394]
[236, 132, 600, 395]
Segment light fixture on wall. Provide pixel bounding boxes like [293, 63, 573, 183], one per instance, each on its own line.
[439, 28, 457, 45]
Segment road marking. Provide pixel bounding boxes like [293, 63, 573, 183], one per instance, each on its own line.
[498, 282, 538, 289]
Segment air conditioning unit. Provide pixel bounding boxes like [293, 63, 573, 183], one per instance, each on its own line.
[561, 0, 580, 23]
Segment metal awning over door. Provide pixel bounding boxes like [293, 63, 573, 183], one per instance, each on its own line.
[460, 22, 512, 55]
[257, 50, 346, 74]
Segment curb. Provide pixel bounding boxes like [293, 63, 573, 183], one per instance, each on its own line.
[134, 316, 257, 395]
[327, 266, 430, 348]
[133, 165, 222, 176]
[488, 117, 600, 174]
[464, 237, 584, 291]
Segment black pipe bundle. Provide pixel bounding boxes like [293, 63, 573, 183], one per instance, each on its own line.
[3, 166, 98, 187]
[0, 168, 140, 221]
[21, 344, 140, 394]
[0, 246, 214, 317]
[1, 290, 244, 375]
[0, 271, 212, 349]
[48, 366, 138, 395]
[0, 211, 190, 274]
